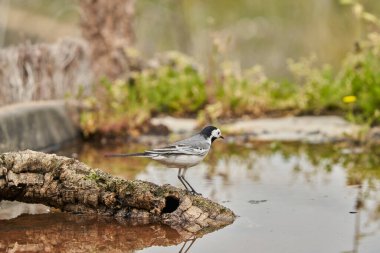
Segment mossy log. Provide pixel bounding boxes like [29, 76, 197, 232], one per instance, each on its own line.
[0, 150, 235, 233]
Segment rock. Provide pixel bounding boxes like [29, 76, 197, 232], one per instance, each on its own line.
[0, 100, 79, 152]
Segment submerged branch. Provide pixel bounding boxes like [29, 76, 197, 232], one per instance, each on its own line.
[0, 150, 235, 233]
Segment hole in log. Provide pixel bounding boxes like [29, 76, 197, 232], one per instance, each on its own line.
[162, 196, 180, 214]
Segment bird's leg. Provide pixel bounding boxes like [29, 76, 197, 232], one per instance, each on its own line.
[177, 168, 190, 191]
[181, 169, 201, 195]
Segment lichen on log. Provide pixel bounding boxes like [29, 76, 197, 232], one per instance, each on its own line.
[0, 150, 235, 233]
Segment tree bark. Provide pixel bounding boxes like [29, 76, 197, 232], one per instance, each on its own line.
[0, 39, 92, 106]
[79, 0, 135, 79]
[0, 150, 235, 233]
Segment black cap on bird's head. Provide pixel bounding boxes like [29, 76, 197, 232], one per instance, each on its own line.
[200, 125, 224, 143]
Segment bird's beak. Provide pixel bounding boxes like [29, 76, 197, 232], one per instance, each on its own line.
[220, 135, 225, 139]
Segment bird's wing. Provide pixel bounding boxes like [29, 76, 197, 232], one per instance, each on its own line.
[146, 143, 209, 157]
[145, 133, 210, 156]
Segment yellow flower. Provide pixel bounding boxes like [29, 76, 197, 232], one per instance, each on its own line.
[343, 95, 357, 103]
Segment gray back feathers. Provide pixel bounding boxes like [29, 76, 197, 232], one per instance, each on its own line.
[171, 134, 210, 150]
[145, 133, 210, 157]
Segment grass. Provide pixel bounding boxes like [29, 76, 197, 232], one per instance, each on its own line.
[79, 2, 380, 137]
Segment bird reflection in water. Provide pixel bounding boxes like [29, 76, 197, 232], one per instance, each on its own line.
[179, 237, 197, 253]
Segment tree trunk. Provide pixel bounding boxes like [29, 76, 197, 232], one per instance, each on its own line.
[0, 150, 235, 233]
[79, 0, 135, 79]
[0, 39, 92, 106]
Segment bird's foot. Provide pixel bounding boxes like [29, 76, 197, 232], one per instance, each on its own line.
[190, 190, 202, 196]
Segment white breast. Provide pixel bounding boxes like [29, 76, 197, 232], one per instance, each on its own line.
[151, 154, 207, 168]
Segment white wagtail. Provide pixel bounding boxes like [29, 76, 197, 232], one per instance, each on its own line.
[105, 126, 224, 194]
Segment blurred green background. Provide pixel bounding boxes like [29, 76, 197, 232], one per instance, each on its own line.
[2, 0, 380, 78]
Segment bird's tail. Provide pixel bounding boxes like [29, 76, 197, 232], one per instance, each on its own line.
[104, 152, 151, 158]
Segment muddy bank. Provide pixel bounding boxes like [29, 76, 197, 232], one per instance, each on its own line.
[223, 116, 361, 143]
[0, 100, 366, 154]
[151, 116, 363, 143]
[0, 100, 79, 152]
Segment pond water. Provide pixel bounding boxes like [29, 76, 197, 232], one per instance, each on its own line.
[1, 140, 380, 252]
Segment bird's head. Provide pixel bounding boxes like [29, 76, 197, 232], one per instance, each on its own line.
[200, 125, 224, 143]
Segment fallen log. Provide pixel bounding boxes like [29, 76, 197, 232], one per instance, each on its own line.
[0, 150, 235, 233]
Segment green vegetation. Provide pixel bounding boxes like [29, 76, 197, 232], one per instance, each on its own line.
[80, 52, 207, 136]
[80, 2, 380, 137]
